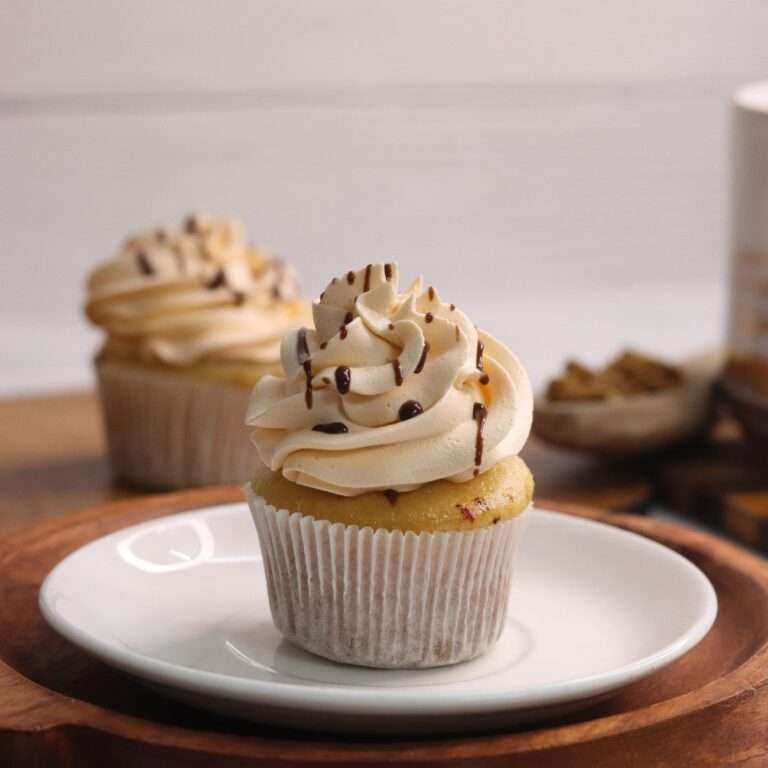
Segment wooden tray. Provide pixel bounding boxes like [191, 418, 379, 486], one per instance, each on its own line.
[1, 489, 768, 767]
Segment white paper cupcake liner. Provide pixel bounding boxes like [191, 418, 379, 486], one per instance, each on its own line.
[96, 360, 258, 489]
[246, 484, 529, 669]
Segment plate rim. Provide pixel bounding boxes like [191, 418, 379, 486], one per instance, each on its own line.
[39, 503, 718, 717]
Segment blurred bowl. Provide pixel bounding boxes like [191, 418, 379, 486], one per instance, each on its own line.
[533, 351, 722, 456]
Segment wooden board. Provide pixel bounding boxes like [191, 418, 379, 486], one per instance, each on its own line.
[1, 488, 767, 767]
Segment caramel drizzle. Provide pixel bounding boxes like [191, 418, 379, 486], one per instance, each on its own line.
[414, 342, 430, 374]
[335, 366, 351, 394]
[472, 402, 488, 475]
[476, 340, 484, 370]
[363, 264, 372, 292]
[384, 263, 393, 280]
[312, 422, 348, 434]
[392, 359, 403, 386]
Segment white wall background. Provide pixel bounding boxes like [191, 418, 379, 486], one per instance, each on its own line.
[2, 1, 767, 395]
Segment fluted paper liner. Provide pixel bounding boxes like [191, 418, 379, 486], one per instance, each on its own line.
[246, 484, 529, 668]
[96, 360, 258, 488]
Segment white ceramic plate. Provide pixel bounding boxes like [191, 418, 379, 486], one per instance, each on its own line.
[40, 504, 717, 735]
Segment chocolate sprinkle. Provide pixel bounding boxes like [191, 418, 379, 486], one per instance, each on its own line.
[207, 269, 227, 290]
[344, 311, 354, 325]
[414, 342, 430, 374]
[339, 325, 348, 340]
[428, 286, 435, 301]
[364, 264, 372, 292]
[346, 270, 355, 285]
[335, 366, 351, 394]
[398, 400, 423, 421]
[455, 325, 460, 341]
[136, 251, 154, 276]
[450, 303, 456, 311]
[479, 373, 490, 385]
[232, 291, 246, 306]
[312, 422, 349, 434]
[184, 215, 199, 234]
[383, 489, 399, 506]
[472, 402, 488, 469]
[493, 516, 501, 525]
[384, 263, 393, 280]
[476, 340, 485, 370]
[388, 323, 395, 331]
[320, 341, 328, 350]
[425, 312, 434, 323]
[392, 359, 403, 386]
[303, 360, 313, 409]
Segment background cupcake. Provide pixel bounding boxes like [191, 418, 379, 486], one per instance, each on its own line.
[246, 263, 533, 668]
[85, 212, 310, 488]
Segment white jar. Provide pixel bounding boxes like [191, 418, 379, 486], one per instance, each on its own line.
[724, 81, 768, 436]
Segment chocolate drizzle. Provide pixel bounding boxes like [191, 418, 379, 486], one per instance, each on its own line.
[383, 489, 399, 506]
[384, 263, 393, 280]
[296, 328, 311, 363]
[312, 422, 349, 434]
[476, 340, 485, 370]
[334, 366, 351, 394]
[136, 252, 154, 276]
[398, 400, 423, 421]
[392, 359, 403, 386]
[414, 342, 430, 374]
[297, 329, 313, 408]
[363, 264, 372, 292]
[207, 269, 227, 290]
[303, 360, 313, 408]
[472, 401, 488, 472]
[346, 270, 355, 285]
[425, 312, 434, 323]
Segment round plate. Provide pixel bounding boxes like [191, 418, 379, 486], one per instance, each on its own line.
[39, 504, 717, 735]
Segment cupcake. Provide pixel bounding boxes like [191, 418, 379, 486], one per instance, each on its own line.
[246, 263, 534, 668]
[85, 213, 310, 488]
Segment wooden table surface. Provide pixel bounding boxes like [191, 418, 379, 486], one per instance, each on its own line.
[0, 391, 652, 534]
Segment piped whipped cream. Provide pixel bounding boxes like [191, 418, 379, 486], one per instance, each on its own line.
[85, 213, 307, 365]
[246, 263, 533, 496]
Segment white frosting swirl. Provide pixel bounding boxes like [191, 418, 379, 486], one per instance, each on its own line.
[85, 213, 308, 365]
[246, 263, 532, 496]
